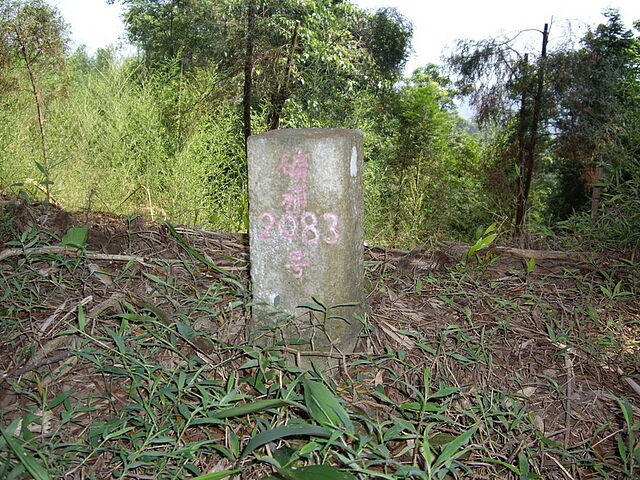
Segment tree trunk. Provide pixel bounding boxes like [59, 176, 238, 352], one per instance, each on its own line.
[591, 164, 604, 219]
[243, 0, 257, 151]
[515, 23, 548, 235]
[14, 25, 51, 202]
[267, 20, 300, 131]
[514, 54, 529, 233]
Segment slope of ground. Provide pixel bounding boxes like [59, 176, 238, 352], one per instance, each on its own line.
[1, 193, 639, 479]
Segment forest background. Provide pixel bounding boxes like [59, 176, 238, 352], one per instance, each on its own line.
[1, 0, 639, 252]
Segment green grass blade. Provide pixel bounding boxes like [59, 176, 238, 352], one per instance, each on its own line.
[191, 470, 242, 480]
[209, 399, 297, 419]
[303, 377, 353, 431]
[240, 424, 333, 459]
[164, 221, 235, 278]
[432, 424, 478, 469]
[276, 464, 358, 480]
[1, 428, 52, 480]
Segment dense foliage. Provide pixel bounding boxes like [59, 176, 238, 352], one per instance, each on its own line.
[446, 10, 640, 248]
[1, 3, 640, 479]
[1, 0, 639, 250]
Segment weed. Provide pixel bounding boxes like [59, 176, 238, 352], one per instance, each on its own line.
[1, 200, 639, 479]
[460, 223, 498, 265]
[616, 397, 640, 478]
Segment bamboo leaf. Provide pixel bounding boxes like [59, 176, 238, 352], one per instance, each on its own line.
[106, 327, 128, 355]
[191, 470, 242, 480]
[468, 233, 497, 257]
[432, 425, 477, 469]
[303, 378, 352, 431]
[240, 424, 333, 459]
[77, 303, 86, 332]
[1, 428, 52, 480]
[276, 464, 357, 480]
[61, 226, 88, 249]
[209, 399, 297, 419]
[34, 161, 47, 175]
[298, 302, 325, 312]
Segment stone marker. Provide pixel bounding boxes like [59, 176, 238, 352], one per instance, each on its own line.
[247, 128, 366, 371]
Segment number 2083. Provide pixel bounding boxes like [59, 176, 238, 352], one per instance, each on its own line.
[258, 211, 339, 245]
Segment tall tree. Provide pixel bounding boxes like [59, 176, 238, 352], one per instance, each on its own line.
[0, 0, 68, 202]
[547, 10, 640, 222]
[446, 25, 552, 235]
[514, 23, 548, 233]
[360, 6, 413, 80]
[108, 0, 224, 69]
[112, 0, 413, 143]
[242, 0, 256, 143]
[366, 65, 484, 246]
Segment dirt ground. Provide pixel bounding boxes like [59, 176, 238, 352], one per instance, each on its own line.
[1, 192, 639, 479]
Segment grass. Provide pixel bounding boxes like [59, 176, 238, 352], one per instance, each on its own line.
[1, 200, 639, 479]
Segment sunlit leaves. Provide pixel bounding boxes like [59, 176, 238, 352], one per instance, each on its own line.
[302, 377, 353, 432]
[0, 0, 68, 67]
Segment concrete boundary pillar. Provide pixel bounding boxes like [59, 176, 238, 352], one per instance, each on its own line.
[247, 128, 366, 370]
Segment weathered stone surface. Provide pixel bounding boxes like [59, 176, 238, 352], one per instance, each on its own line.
[247, 128, 365, 370]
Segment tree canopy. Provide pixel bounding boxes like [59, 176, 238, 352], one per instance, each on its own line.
[446, 10, 640, 244]
[2, 1, 639, 250]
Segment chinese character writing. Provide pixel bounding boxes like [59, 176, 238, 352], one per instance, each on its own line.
[285, 249, 309, 279]
[281, 184, 308, 213]
[276, 150, 308, 183]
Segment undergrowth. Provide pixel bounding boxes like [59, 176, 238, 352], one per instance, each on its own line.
[0, 204, 639, 479]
